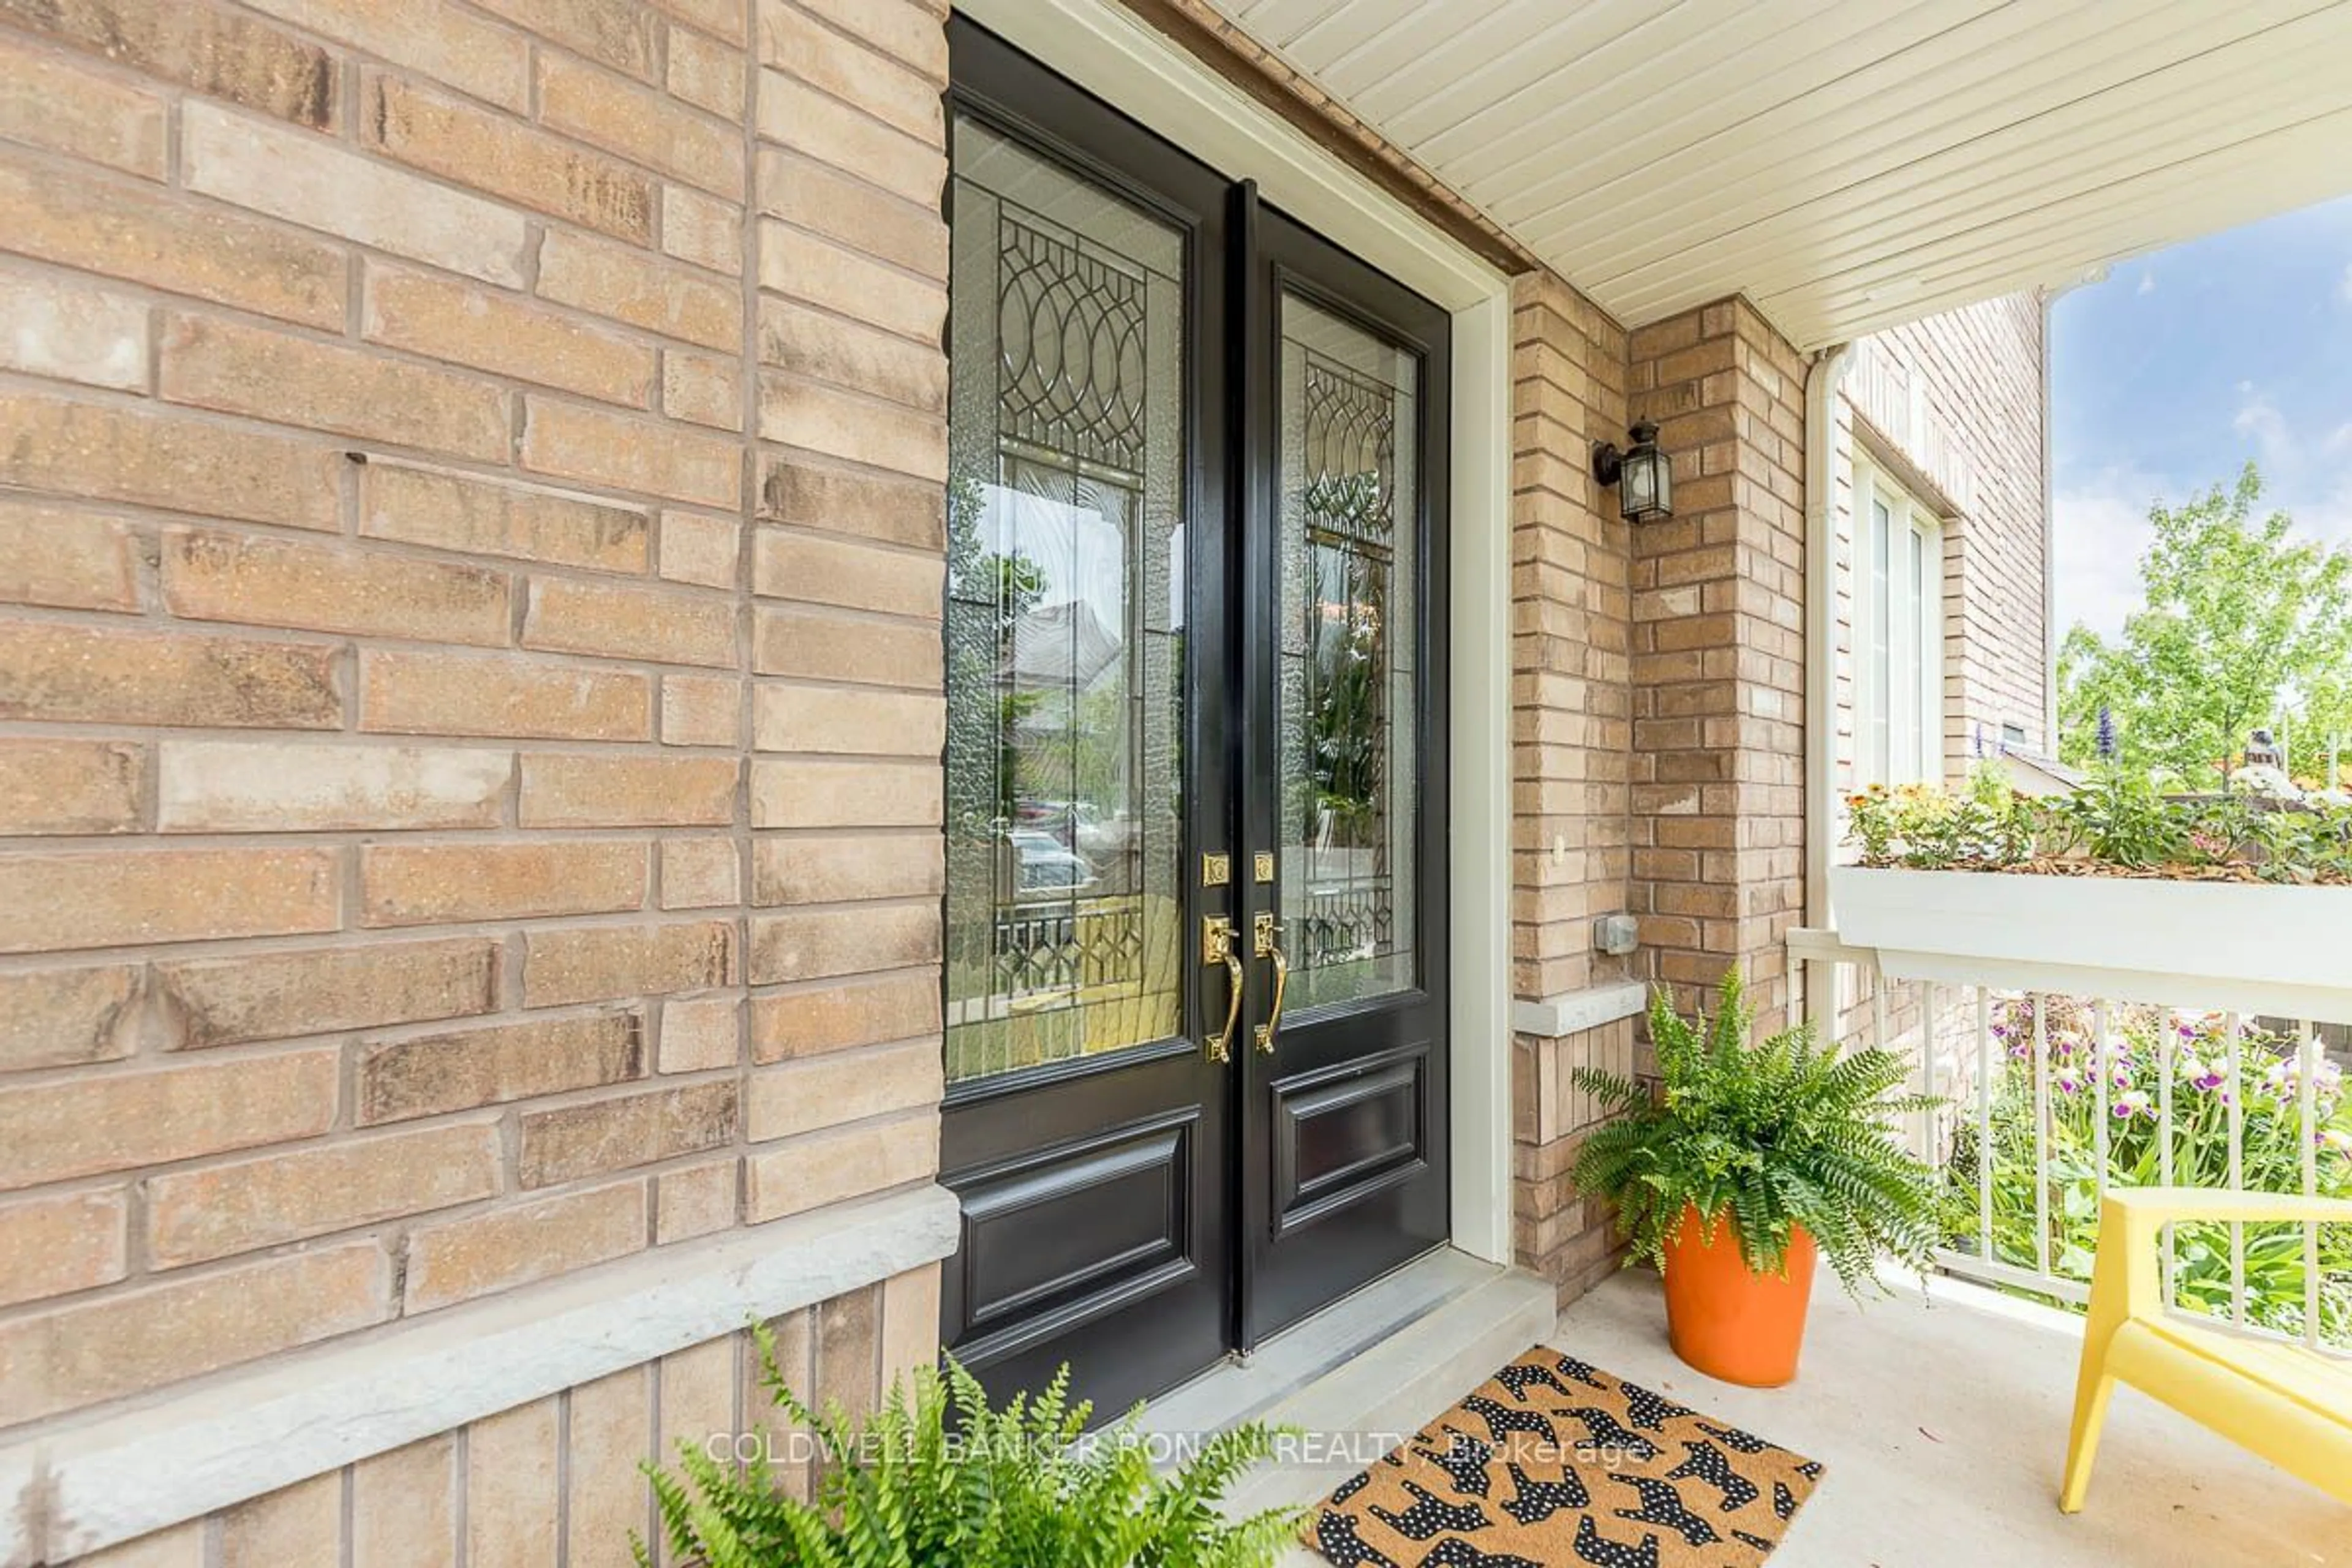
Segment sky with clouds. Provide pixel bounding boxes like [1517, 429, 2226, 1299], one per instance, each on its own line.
[2051, 194, 2352, 640]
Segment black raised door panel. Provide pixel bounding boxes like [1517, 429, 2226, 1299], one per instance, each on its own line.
[958, 1112, 1194, 1336]
[1270, 1042, 1431, 1231]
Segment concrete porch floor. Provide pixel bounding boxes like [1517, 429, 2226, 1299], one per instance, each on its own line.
[1544, 1269, 2351, 1568]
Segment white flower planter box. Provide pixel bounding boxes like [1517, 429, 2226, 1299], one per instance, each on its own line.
[1827, 865, 2352, 1020]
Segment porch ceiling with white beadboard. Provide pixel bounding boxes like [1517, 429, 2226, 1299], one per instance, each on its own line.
[1204, 0, 2352, 347]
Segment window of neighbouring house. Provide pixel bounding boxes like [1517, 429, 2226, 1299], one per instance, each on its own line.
[1855, 458, 1943, 786]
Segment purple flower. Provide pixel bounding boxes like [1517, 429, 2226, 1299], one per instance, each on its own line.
[2113, 1090, 2152, 1120]
[2056, 1071, 2084, 1095]
[2174, 1052, 2227, 1092]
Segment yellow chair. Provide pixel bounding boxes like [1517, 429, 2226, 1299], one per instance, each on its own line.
[2060, 1186, 2352, 1512]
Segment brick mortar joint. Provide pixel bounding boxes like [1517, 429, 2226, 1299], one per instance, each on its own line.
[715, 0, 766, 1238]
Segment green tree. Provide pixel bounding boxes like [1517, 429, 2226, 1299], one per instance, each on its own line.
[944, 474, 1047, 832]
[2057, 465, 2352, 782]
[1307, 550, 1385, 845]
[2304, 665, 2352, 787]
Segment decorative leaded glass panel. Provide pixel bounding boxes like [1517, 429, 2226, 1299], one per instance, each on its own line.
[1276, 292, 1418, 1010]
[942, 121, 1187, 1084]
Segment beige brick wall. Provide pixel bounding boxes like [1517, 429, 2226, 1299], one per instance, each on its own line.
[62, 1265, 940, 1568]
[1512, 1012, 1640, 1304]
[1833, 294, 2049, 785]
[0, 0, 951, 1495]
[1509, 273, 1633, 1007]
[1627, 300, 1810, 1027]
[1506, 271, 1643, 1298]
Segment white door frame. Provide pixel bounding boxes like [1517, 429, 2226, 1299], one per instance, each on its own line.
[953, 0, 1517, 1265]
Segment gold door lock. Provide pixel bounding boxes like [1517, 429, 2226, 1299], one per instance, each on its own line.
[1201, 915, 1243, 1063]
[1253, 911, 1289, 1055]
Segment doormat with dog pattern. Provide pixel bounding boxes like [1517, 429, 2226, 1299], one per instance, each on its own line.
[1302, 1346, 1824, 1567]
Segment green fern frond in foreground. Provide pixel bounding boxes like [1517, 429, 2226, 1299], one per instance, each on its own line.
[1570, 968, 1940, 1294]
[635, 1327, 1304, 1568]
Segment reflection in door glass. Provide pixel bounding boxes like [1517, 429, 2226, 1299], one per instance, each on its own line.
[1278, 293, 1417, 1010]
[941, 120, 1187, 1084]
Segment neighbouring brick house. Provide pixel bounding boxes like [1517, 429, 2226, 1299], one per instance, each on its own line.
[0, 2, 2334, 1564]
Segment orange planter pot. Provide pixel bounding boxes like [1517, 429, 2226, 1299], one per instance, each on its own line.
[1660, 1205, 1817, 1387]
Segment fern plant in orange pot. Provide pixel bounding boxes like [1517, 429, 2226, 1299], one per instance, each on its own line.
[1570, 971, 1939, 1387]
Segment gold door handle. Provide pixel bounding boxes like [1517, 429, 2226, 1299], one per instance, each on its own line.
[1253, 913, 1288, 1055]
[1202, 916, 1243, 1064]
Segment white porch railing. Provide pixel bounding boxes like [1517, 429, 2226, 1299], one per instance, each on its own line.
[1789, 928, 2352, 1352]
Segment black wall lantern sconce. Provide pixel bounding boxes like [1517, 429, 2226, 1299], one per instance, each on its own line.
[1593, 419, 1672, 523]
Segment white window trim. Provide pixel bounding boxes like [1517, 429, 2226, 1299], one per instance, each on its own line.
[1853, 457, 1945, 788]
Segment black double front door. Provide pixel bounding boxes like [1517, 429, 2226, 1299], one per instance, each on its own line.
[935, 20, 1451, 1419]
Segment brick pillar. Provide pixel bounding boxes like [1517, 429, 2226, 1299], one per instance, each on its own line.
[742, 0, 950, 1227]
[1626, 299, 1809, 1028]
[1506, 272, 1642, 1300]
